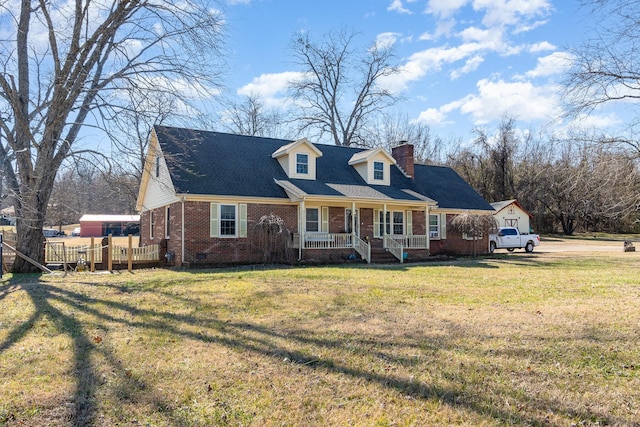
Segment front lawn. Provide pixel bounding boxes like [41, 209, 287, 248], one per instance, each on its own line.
[1, 248, 639, 426]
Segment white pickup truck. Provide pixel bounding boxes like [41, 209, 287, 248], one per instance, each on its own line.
[489, 227, 540, 253]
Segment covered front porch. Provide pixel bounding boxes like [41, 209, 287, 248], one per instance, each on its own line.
[291, 202, 436, 263]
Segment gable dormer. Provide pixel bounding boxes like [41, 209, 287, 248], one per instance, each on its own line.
[348, 148, 396, 186]
[272, 138, 323, 180]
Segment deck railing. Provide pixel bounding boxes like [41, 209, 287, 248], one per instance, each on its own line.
[45, 243, 103, 263]
[112, 244, 160, 262]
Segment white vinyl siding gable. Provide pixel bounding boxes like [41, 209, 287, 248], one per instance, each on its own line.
[140, 149, 180, 210]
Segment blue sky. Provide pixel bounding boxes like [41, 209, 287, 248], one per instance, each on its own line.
[220, 0, 608, 142]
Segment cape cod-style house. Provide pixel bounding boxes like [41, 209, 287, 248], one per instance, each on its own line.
[136, 126, 495, 266]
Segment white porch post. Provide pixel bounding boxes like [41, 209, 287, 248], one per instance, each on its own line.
[299, 200, 304, 260]
[351, 201, 356, 240]
[383, 203, 387, 246]
[425, 205, 430, 250]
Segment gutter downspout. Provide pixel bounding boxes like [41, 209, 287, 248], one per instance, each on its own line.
[181, 197, 185, 266]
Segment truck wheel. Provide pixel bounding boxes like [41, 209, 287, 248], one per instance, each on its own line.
[525, 241, 534, 252]
[489, 241, 496, 253]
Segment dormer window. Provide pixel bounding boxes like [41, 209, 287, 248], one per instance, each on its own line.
[272, 138, 323, 180]
[296, 153, 309, 174]
[373, 161, 384, 180]
[348, 148, 396, 186]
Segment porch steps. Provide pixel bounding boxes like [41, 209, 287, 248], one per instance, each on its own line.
[370, 247, 400, 264]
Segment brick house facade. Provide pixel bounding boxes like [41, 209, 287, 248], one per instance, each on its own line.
[137, 126, 494, 267]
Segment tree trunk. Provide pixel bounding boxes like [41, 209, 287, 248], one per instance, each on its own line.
[12, 216, 46, 273]
[11, 185, 51, 273]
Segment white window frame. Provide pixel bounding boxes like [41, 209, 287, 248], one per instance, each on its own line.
[165, 206, 171, 239]
[392, 211, 404, 235]
[305, 208, 319, 232]
[219, 204, 238, 237]
[150, 210, 155, 239]
[373, 161, 384, 181]
[296, 153, 309, 175]
[210, 203, 248, 238]
[374, 209, 405, 237]
[429, 214, 440, 239]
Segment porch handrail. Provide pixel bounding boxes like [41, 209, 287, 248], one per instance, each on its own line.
[384, 235, 404, 263]
[353, 235, 371, 263]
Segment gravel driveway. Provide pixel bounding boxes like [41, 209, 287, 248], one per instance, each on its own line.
[526, 238, 634, 253]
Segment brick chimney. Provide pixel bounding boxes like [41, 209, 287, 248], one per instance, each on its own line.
[392, 141, 414, 178]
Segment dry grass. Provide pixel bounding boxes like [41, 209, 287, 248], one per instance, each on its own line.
[1, 246, 639, 426]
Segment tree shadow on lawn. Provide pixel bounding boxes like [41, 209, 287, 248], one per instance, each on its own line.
[0, 276, 628, 426]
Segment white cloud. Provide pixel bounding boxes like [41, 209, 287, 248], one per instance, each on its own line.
[416, 107, 449, 126]
[237, 71, 307, 108]
[524, 51, 574, 78]
[529, 41, 556, 53]
[460, 78, 561, 124]
[513, 19, 548, 34]
[475, 0, 553, 28]
[450, 55, 484, 79]
[388, 0, 413, 14]
[427, 0, 470, 18]
[418, 78, 562, 127]
[571, 113, 623, 130]
[375, 32, 400, 49]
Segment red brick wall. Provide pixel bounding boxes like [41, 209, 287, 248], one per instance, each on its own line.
[141, 204, 489, 266]
[428, 214, 490, 256]
[146, 201, 299, 266]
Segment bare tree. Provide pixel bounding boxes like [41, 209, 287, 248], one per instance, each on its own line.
[366, 113, 447, 164]
[563, 0, 640, 154]
[223, 93, 288, 138]
[288, 29, 399, 146]
[0, 1, 223, 272]
[108, 90, 179, 182]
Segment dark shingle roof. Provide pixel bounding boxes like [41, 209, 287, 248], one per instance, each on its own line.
[154, 125, 492, 210]
[413, 164, 494, 210]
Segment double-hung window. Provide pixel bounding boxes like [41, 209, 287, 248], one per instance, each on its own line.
[373, 161, 384, 181]
[392, 211, 404, 235]
[306, 208, 319, 232]
[220, 205, 236, 236]
[211, 203, 247, 238]
[375, 210, 404, 237]
[296, 153, 309, 175]
[429, 214, 440, 238]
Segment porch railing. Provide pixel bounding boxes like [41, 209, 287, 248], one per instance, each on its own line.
[387, 234, 428, 249]
[353, 235, 371, 263]
[293, 233, 354, 249]
[384, 235, 404, 263]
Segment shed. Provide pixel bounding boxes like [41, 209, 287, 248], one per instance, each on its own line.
[79, 214, 140, 237]
[490, 200, 533, 233]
